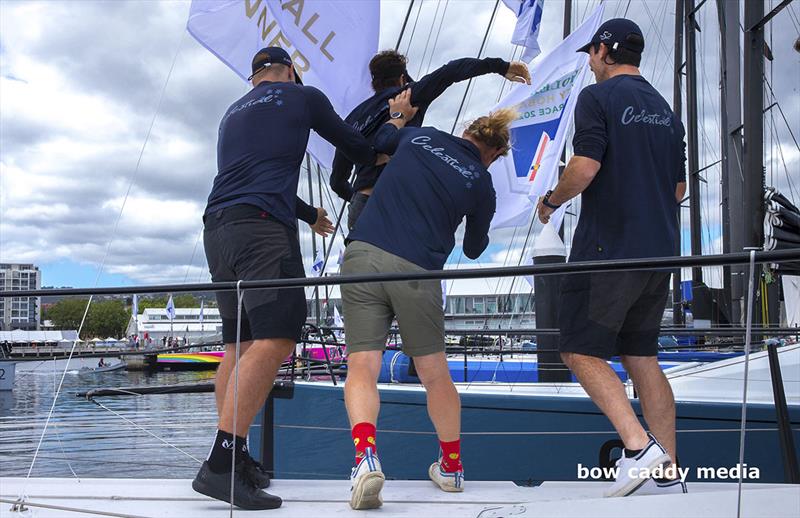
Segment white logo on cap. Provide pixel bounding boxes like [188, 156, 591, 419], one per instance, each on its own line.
[599, 31, 613, 40]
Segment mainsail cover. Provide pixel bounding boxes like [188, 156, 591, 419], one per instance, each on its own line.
[764, 187, 800, 274]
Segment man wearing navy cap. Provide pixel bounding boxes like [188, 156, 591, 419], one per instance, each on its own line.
[193, 47, 380, 510]
[536, 19, 687, 497]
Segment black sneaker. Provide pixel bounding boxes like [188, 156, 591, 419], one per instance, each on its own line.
[192, 461, 281, 510]
[242, 454, 271, 488]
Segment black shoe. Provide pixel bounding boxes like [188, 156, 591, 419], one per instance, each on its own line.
[192, 461, 281, 510]
[242, 454, 271, 488]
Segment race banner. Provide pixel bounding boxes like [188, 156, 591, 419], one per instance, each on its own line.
[490, 4, 604, 230]
[187, 0, 380, 168]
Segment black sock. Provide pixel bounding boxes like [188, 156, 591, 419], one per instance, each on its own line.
[624, 448, 642, 458]
[207, 430, 249, 473]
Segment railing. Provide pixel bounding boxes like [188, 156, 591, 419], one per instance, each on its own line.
[2, 248, 799, 516]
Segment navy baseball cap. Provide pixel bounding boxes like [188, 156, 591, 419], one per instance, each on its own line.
[249, 47, 303, 84]
[577, 18, 645, 54]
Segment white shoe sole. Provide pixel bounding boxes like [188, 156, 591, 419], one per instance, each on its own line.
[604, 453, 672, 498]
[428, 463, 464, 493]
[350, 471, 385, 510]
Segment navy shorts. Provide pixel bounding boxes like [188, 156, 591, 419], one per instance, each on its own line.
[559, 271, 670, 359]
[203, 204, 307, 344]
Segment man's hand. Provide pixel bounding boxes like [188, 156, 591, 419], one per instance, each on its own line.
[505, 61, 531, 85]
[388, 88, 418, 120]
[536, 197, 555, 225]
[310, 207, 334, 237]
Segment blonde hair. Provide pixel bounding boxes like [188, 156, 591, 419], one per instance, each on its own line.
[464, 108, 517, 155]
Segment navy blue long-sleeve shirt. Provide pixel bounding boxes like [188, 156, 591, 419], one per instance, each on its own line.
[348, 125, 496, 270]
[329, 57, 510, 201]
[205, 81, 376, 229]
[570, 75, 686, 262]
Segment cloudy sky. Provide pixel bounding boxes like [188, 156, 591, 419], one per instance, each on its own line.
[1, 0, 798, 292]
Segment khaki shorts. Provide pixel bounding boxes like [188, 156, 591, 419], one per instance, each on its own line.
[341, 241, 444, 357]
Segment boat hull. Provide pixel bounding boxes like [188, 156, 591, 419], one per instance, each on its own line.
[252, 382, 800, 484]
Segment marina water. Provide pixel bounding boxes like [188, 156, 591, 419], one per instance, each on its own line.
[0, 360, 216, 478]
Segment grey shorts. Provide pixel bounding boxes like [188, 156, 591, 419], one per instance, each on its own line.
[203, 204, 307, 344]
[341, 241, 444, 357]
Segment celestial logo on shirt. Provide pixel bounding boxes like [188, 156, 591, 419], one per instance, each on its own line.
[221, 88, 285, 125]
[410, 135, 482, 189]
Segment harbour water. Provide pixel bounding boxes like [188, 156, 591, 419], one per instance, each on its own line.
[0, 359, 216, 478]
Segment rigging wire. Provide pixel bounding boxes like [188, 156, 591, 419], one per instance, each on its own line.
[19, 32, 188, 500]
[417, 0, 443, 78]
[423, 0, 451, 75]
[449, 0, 502, 134]
[404, 0, 425, 57]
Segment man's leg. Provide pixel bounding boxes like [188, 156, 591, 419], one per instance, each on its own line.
[344, 350, 383, 427]
[217, 338, 295, 436]
[413, 352, 460, 442]
[561, 352, 649, 451]
[621, 355, 677, 465]
[215, 341, 253, 415]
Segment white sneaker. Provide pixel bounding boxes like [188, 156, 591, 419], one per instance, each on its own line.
[349, 447, 385, 510]
[604, 433, 671, 498]
[429, 459, 464, 492]
[634, 477, 688, 495]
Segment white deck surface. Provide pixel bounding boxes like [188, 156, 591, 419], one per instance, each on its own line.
[1, 478, 798, 518]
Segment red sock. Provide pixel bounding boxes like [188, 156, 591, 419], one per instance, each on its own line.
[439, 439, 462, 472]
[352, 422, 377, 463]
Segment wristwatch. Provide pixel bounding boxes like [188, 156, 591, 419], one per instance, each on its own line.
[542, 190, 561, 209]
[390, 111, 405, 120]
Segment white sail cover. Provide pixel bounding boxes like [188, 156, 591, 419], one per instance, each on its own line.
[186, 0, 380, 168]
[490, 4, 604, 230]
[784, 276, 800, 327]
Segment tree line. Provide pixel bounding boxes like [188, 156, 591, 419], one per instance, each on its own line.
[44, 294, 211, 338]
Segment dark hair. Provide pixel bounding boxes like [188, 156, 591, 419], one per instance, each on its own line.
[369, 50, 409, 92]
[592, 32, 644, 67]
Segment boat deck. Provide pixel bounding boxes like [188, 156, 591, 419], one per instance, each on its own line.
[1, 478, 797, 517]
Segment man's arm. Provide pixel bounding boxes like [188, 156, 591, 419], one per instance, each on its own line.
[463, 188, 497, 259]
[373, 89, 419, 155]
[305, 86, 376, 166]
[411, 58, 529, 107]
[536, 88, 605, 224]
[330, 150, 354, 202]
[296, 196, 318, 225]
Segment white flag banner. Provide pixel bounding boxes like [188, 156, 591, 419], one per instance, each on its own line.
[186, 0, 380, 168]
[199, 299, 204, 324]
[312, 250, 324, 277]
[441, 280, 448, 310]
[490, 4, 604, 230]
[165, 295, 176, 321]
[502, 0, 545, 62]
[132, 294, 138, 317]
[523, 256, 535, 289]
[333, 304, 344, 328]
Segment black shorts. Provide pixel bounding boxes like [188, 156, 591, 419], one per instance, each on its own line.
[347, 192, 370, 231]
[203, 204, 307, 344]
[558, 271, 670, 359]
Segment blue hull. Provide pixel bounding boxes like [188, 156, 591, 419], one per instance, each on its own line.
[251, 382, 800, 484]
[379, 351, 682, 384]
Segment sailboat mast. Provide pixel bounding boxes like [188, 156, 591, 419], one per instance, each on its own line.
[717, 0, 743, 324]
[672, 0, 685, 326]
[684, 0, 703, 284]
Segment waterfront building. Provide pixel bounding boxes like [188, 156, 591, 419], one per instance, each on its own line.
[0, 263, 42, 331]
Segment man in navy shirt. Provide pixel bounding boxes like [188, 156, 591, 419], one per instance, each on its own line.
[536, 19, 687, 497]
[330, 50, 530, 230]
[341, 89, 516, 509]
[194, 47, 377, 510]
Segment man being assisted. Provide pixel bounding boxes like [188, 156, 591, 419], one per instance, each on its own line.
[330, 49, 530, 230]
[536, 19, 687, 497]
[341, 88, 515, 510]
[193, 47, 378, 510]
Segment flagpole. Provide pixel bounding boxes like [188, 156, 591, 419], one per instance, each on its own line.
[306, 154, 322, 326]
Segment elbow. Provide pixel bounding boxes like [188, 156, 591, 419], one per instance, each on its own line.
[463, 236, 489, 260]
